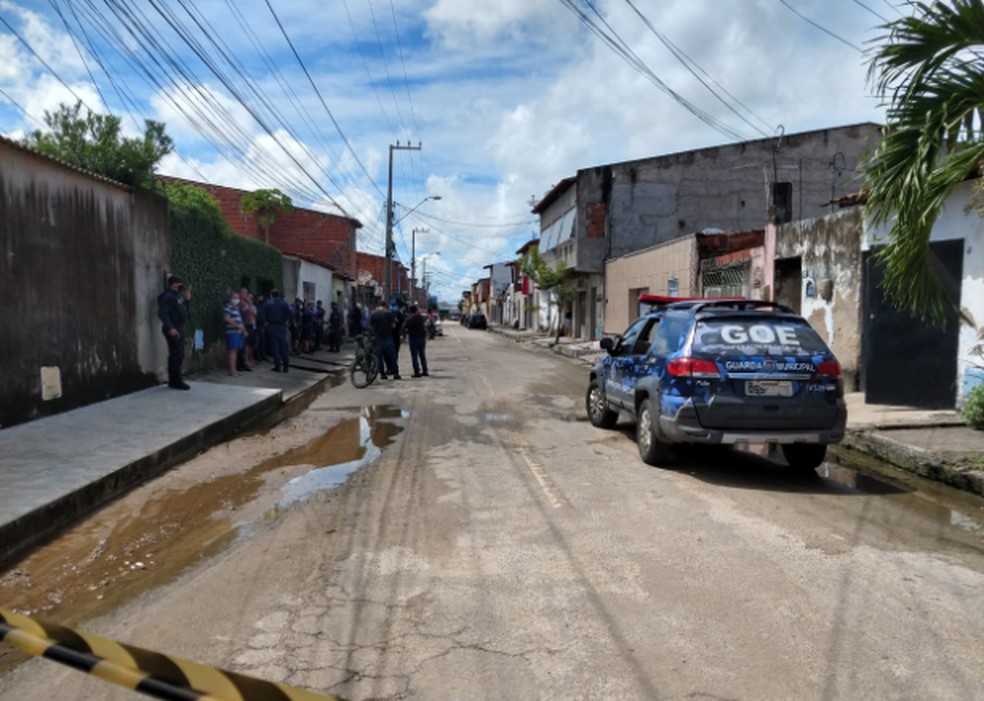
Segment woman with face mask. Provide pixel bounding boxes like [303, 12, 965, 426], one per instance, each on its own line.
[223, 291, 248, 376]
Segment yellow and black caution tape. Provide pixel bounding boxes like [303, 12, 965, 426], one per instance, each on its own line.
[0, 608, 345, 701]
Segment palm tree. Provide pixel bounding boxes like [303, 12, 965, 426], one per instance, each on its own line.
[865, 0, 984, 322]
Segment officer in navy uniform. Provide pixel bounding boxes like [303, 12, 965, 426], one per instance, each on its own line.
[260, 289, 292, 372]
[157, 274, 192, 390]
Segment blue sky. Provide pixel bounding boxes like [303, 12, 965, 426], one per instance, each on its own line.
[0, 0, 902, 300]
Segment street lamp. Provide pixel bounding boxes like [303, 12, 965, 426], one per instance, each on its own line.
[411, 226, 428, 304]
[396, 195, 441, 226]
[404, 195, 442, 303]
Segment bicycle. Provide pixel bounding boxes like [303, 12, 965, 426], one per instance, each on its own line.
[350, 331, 380, 388]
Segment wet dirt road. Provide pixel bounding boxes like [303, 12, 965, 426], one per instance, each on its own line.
[2, 327, 984, 700]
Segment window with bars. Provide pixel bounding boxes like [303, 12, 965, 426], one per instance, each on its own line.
[701, 262, 748, 298]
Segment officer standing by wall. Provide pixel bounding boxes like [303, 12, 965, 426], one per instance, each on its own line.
[157, 274, 192, 390]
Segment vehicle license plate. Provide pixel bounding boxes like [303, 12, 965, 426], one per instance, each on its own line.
[745, 380, 793, 397]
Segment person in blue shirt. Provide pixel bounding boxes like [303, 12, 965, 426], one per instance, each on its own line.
[260, 290, 292, 372]
[223, 291, 248, 376]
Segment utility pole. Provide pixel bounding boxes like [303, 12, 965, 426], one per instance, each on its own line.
[385, 141, 422, 303]
[411, 227, 425, 305]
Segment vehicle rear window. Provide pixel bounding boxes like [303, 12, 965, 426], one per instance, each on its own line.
[693, 318, 828, 356]
[650, 316, 690, 355]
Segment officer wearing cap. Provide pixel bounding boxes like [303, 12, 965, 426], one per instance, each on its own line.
[158, 274, 192, 390]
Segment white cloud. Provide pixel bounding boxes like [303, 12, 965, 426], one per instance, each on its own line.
[424, 0, 569, 49]
[1, 0, 86, 76]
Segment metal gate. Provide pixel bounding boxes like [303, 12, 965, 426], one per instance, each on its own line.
[862, 240, 963, 408]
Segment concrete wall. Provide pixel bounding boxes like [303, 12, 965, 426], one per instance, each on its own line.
[776, 206, 864, 390]
[604, 234, 698, 334]
[0, 140, 170, 428]
[575, 167, 611, 274]
[865, 180, 984, 406]
[595, 123, 880, 259]
[299, 258, 334, 303]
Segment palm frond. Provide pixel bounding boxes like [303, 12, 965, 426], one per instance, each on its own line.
[864, 0, 984, 323]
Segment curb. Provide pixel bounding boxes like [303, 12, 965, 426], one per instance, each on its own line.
[489, 327, 596, 365]
[840, 429, 984, 497]
[0, 386, 297, 571]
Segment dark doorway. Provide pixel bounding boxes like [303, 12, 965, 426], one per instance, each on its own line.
[863, 240, 963, 408]
[774, 257, 802, 314]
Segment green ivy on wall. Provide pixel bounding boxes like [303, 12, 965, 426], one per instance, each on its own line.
[168, 187, 282, 348]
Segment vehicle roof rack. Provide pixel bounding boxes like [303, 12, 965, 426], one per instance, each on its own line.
[678, 299, 798, 315]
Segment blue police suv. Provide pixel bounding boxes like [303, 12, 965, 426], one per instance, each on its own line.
[586, 300, 847, 470]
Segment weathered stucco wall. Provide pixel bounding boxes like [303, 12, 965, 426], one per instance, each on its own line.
[776, 206, 864, 389]
[598, 123, 880, 259]
[0, 140, 170, 428]
[604, 234, 697, 334]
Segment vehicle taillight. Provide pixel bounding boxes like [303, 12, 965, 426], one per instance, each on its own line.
[668, 357, 720, 378]
[817, 360, 841, 378]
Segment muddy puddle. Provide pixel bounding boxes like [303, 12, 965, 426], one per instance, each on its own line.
[710, 443, 984, 549]
[0, 404, 404, 671]
[823, 449, 984, 542]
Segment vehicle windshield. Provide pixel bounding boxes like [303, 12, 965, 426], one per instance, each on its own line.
[693, 317, 828, 357]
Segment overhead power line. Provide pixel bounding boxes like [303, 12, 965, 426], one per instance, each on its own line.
[778, 0, 864, 53]
[0, 85, 46, 129]
[262, 0, 386, 200]
[623, 0, 772, 138]
[556, 0, 748, 141]
[852, 0, 891, 23]
[2, 5, 209, 181]
[70, 0, 387, 233]
[412, 210, 538, 229]
[75, 0, 336, 206]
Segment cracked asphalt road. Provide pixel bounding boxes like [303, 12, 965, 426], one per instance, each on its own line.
[2, 327, 984, 700]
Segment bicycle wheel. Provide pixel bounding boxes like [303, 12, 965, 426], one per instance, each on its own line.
[350, 352, 380, 388]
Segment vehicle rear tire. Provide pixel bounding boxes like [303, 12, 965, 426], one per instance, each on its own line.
[781, 443, 827, 471]
[637, 398, 673, 466]
[586, 379, 619, 429]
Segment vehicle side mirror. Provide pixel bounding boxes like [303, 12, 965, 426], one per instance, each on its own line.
[600, 337, 615, 353]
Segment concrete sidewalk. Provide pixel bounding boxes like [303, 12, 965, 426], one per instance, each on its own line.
[0, 347, 352, 569]
[489, 325, 984, 496]
[841, 394, 984, 496]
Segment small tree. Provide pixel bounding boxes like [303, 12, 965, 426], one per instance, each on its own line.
[242, 188, 292, 243]
[521, 244, 576, 345]
[165, 182, 226, 228]
[22, 101, 172, 189]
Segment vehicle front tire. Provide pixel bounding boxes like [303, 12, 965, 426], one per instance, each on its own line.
[781, 443, 827, 471]
[637, 398, 673, 466]
[586, 379, 619, 429]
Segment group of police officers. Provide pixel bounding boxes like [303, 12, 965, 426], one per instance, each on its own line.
[157, 274, 431, 389]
